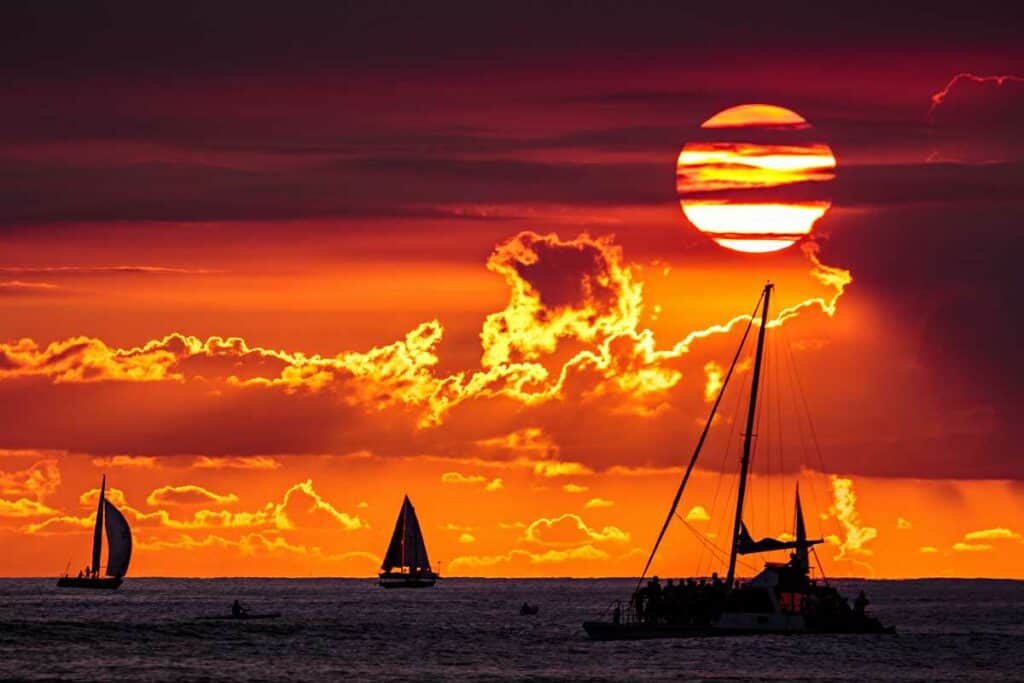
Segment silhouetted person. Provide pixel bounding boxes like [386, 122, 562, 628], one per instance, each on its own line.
[854, 590, 869, 616]
[612, 604, 621, 625]
[646, 576, 662, 623]
[232, 600, 246, 618]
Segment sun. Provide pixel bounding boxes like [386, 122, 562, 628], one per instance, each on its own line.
[676, 104, 836, 253]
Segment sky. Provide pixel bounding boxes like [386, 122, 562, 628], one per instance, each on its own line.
[1, 2, 1023, 579]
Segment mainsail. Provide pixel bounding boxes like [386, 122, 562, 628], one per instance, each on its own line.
[103, 499, 132, 578]
[382, 495, 431, 573]
[736, 489, 822, 558]
[91, 476, 106, 575]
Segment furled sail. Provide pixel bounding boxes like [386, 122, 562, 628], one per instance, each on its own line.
[91, 476, 106, 575]
[381, 496, 431, 573]
[103, 500, 132, 578]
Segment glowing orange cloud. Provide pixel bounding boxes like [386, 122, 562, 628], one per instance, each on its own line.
[928, 72, 1024, 119]
[0, 230, 851, 432]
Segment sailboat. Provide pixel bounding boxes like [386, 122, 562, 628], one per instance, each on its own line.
[379, 495, 438, 588]
[57, 475, 133, 590]
[583, 283, 892, 639]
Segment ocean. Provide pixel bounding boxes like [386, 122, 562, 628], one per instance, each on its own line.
[0, 578, 1020, 681]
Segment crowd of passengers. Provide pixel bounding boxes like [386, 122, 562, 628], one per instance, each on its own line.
[621, 573, 871, 626]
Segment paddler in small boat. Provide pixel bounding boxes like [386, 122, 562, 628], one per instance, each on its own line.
[232, 599, 248, 618]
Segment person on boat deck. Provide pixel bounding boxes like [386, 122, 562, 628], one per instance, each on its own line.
[646, 577, 662, 623]
[854, 590, 869, 616]
[612, 603, 621, 625]
[232, 600, 247, 618]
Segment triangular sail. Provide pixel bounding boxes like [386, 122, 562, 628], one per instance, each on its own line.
[382, 499, 407, 571]
[103, 500, 132, 578]
[381, 496, 431, 573]
[793, 486, 811, 571]
[91, 476, 106, 575]
[403, 499, 430, 572]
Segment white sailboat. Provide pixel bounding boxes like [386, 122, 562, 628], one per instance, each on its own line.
[379, 495, 438, 588]
[57, 475, 132, 590]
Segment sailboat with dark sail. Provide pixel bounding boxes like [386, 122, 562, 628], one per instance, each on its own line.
[379, 495, 438, 588]
[57, 475, 133, 590]
[583, 283, 892, 639]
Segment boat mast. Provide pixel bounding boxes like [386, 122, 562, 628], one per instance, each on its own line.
[91, 475, 106, 576]
[726, 282, 772, 586]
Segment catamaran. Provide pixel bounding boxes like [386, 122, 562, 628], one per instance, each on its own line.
[57, 475, 133, 590]
[583, 283, 892, 639]
[379, 495, 438, 588]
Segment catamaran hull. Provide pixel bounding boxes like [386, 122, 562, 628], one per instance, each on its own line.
[379, 574, 437, 589]
[56, 577, 123, 590]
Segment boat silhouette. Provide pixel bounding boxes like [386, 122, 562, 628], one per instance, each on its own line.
[57, 475, 132, 590]
[379, 495, 439, 588]
[583, 283, 894, 639]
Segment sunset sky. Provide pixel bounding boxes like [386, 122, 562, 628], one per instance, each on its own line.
[2, 3, 1022, 579]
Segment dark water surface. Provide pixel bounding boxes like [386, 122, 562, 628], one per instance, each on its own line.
[0, 578, 1021, 681]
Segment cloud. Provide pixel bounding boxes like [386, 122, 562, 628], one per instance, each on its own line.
[702, 362, 723, 402]
[896, 517, 912, 530]
[928, 73, 1024, 163]
[0, 266, 221, 276]
[271, 480, 364, 531]
[92, 456, 160, 468]
[562, 483, 588, 493]
[524, 513, 629, 546]
[0, 281, 60, 296]
[0, 230, 852, 476]
[952, 542, 993, 553]
[440, 472, 487, 485]
[30, 479, 364, 536]
[447, 544, 609, 571]
[484, 478, 503, 492]
[685, 505, 710, 522]
[0, 459, 60, 500]
[919, 546, 938, 554]
[146, 484, 240, 507]
[829, 476, 878, 565]
[584, 497, 614, 509]
[191, 456, 281, 470]
[458, 533, 475, 544]
[79, 486, 128, 508]
[0, 498, 59, 517]
[479, 231, 641, 367]
[963, 528, 1021, 542]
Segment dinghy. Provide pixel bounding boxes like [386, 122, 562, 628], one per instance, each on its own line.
[198, 613, 282, 621]
[379, 495, 439, 588]
[57, 475, 132, 590]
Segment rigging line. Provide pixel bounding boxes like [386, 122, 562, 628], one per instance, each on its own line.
[698, 365, 748, 578]
[634, 290, 764, 593]
[678, 514, 756, 572]
[783, 327, 833, 543]
[780, 323, 823, 539]
[773, 323, 785, 534]
[745, 332, 769, 537]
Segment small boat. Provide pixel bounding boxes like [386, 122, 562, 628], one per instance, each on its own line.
[520, 603, 539, 616]
[57, 475, 132, 590]
[583, 284, 894, 640]
[198, 612, 282, 621]
[379, 495, 439, 588]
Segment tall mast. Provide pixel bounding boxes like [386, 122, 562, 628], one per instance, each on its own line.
[726, 282, 772, 585]
[91, 475, 106, 575]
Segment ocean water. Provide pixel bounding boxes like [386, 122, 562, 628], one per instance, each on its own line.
[0, 578, 1020, 681]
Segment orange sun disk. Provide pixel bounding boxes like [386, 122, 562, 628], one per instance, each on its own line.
[677, 104, 836, 254]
